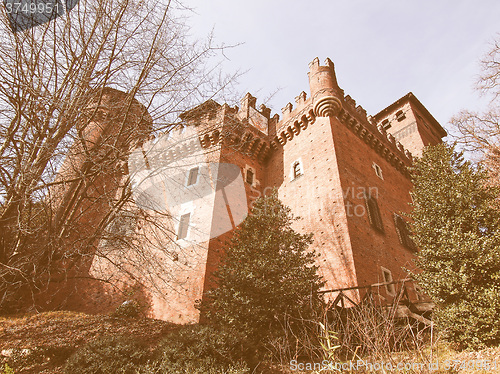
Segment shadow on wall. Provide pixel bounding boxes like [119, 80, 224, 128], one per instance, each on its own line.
[317, 199, 359, 305]
[263, 145, 284, 192]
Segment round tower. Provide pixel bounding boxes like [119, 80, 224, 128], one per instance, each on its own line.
[81, 87, 153, 153]
[308, 57, 343, 117]
[52, 87, 152, 233]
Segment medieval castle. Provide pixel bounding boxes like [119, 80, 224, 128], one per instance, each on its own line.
[54, 57, 446, 323]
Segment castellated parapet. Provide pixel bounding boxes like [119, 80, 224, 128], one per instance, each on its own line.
[269, 57, 420, 180]
[51, 58, 445, 323]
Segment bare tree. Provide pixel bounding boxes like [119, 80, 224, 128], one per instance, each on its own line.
[0, 0, 235, 312]
[452, 36, 500, 180]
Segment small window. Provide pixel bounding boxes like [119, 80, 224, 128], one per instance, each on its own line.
[187, 167, 199, 186]
[366, 195, 384, 233]
[396, 110, 406, 122]
[394, 214, 417, 251]
[381, 267, 395, 296]
[372, 163, 383, 180]
[177, 213, 190, 240]
[293, 161, 303, 179]
[246, 169, 254, 185]
[381, 118, 391, 130]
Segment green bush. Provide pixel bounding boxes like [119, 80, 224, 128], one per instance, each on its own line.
[197, 192, 324, 354]
[410, 144, 500, 349]
[144, 325, 250, 374]
[64, 335, 151, 374]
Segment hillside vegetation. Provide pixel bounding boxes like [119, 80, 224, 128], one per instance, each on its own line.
[2, 311, 500, 373]
[0, 311, 177, 374]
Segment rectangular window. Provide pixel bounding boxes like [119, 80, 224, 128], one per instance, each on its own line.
[366, 195, 384, 233]
[187, 167, 199, 186]
[177, 213, 190, 240]
[246, 169, 254, 185]
[394, 214, 417, 251]
[381, 267, 395, 296]
[396, 110, 406, 122]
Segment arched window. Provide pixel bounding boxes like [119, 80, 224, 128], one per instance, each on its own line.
[396, 110, 406, 122]
[372, 162, 383, 180]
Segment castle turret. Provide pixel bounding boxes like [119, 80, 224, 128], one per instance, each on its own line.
[52, 87, 152, 235]
[373, 92, 447, 157]
[308, 57, 343, 117]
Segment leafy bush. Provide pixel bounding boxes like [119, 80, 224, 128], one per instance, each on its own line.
[64, 335, 151, 374]
[410, 144, 500, 349]
[112, 300, 141, 318]
[197, 192, 324, 354]
[144, 325, 250, 374]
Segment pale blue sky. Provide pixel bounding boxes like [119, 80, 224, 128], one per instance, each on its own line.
[184, 1, 500, 136]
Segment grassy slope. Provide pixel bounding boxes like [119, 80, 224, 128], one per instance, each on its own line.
[0, 311, 179, 374]
[1, 311, 500, 374]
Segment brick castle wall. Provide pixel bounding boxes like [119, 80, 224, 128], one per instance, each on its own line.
[51, 59, 446, 322]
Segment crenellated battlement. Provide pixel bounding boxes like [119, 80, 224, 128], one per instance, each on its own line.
[336, 105, 414, 176]
[295, 91, 307, 106]
[271, 107, 317, 150]
[265, 57, 418, 178]
[238, 92, 275, 134]
[159, 57, 442, 178]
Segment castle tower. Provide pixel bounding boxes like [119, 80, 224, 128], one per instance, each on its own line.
[104, 98, 274, 323]
[46, 87, 152, 311]
[266, 57, 445, 307]
[267, 58, 361, 303]
[308, 57, 343, 118]
[52, 87, 152, 235]
[373, 92, 447, 157]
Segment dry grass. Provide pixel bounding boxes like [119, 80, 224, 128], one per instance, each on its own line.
[1, 311, 499, 374]
[265, 296, 500, 374]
